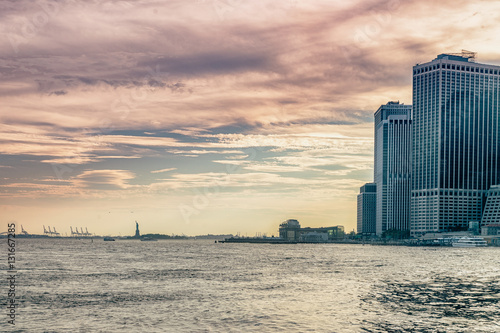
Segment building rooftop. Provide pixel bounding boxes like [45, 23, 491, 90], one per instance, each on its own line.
[415, 51, 500, 71]
[279, 219, 300, 228]
[435, 54, 472, 63]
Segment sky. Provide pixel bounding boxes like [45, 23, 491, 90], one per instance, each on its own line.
[1, 0, 500, 237]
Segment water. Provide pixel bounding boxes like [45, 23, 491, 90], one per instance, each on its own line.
[5, 239, 500, 332]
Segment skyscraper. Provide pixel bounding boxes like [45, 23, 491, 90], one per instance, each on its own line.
[357, 182, 376, 235]
[411, 52, 500, 236]
[374, 101, 412, 236]
[481, 185, 500, 225]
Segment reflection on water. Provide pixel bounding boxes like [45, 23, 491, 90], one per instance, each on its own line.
[362, 275, 500, 332]
[10, 239, 500, 332]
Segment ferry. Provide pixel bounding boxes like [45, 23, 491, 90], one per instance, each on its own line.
[103, 237, 115, 241]
[451, 237, 487, 247]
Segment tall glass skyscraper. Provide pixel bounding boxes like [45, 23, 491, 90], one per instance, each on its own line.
[411, 53, 500, 235]
[374, 102, 412, 236]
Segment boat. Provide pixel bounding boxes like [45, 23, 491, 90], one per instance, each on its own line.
[140, 237, 157, 241]
[103, 237, 115, 241]
[451, 237, 487, 247]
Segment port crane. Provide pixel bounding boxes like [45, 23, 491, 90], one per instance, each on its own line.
[84, 227, 92, 236]
[21, 225, 29, 235]
[43, 225, 60, 236]
[70, 226, 81, 236]
[70, 226, 92, 237]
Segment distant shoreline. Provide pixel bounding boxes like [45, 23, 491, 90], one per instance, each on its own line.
[3, 235, 499, 247]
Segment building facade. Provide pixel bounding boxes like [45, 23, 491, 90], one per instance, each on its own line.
[279, 219, 344, 241]
[279, 219, 301, 241]
[374, 102, 412, 236]
[412, 53, 500, 235]
[481, 224, 500, 236]
[481, 185, 500, 225]
[357, 183, 377, 235]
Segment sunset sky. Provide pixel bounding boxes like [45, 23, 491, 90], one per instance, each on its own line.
[1, 0, 500, 236]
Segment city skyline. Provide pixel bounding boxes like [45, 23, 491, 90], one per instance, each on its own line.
[358, 53, 500, 237]
[2, 1, 500, 236]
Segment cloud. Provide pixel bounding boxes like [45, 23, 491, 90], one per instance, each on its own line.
[49, 90, 67, 96]
[72, 169, 135, 189]
[3, 0, 496, 136]
[151, 167, 177, 174]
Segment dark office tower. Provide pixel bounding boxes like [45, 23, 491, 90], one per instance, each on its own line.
[357, 183, 377, 235]
[374, 102, 412, 236]
[411, 52, 500, 236]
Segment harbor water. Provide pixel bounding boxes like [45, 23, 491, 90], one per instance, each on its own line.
[6, 239, 500, 332]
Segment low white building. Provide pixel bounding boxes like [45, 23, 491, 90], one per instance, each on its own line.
[300, 232, 328, 243]
[482, 224, 500, 236]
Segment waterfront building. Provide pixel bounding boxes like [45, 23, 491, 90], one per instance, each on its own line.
[374, 102, 412, 236]
[299, 231, 329, 243]
[279, 219, 344, 241]
[468, 221, 480, 235]
[412, 52, 500, 235]
[279, 219, 301, 241]
[300, 226, 344, 239]
[357, 183, 376, 235]
[481, 224, 500, 236]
